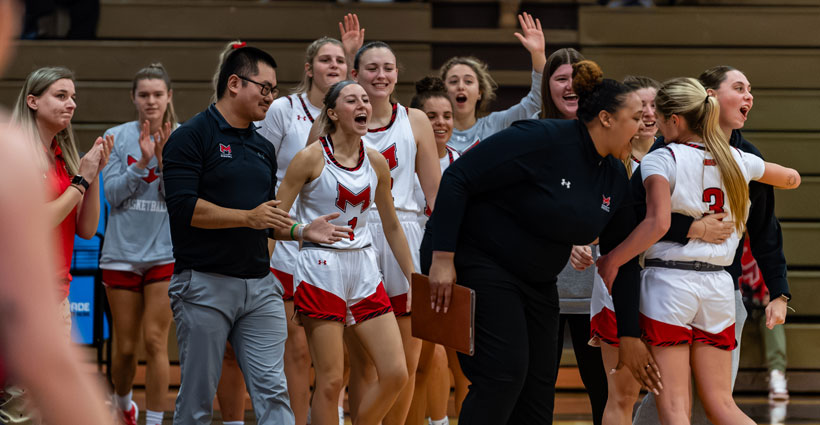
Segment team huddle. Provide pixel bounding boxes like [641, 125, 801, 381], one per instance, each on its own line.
[15, 10, 801, 425]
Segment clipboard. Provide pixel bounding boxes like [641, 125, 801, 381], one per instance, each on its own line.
[410, 273, 475, 356]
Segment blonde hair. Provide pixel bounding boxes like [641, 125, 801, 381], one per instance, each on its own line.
[439, 56, 497, 117]
[132, 63, 178, 127]
[655, 77, 748, 234]
[293, 37, 344, 95]
[12, 66, 80, 175]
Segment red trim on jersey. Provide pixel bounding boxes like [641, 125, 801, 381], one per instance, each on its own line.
[271, 267, 294, 300]
[640, 314, 692, 347]
[320, 135, 365, 172]
[630, 154, 641, 164]
[294, 280, 347, 322]
[298, 94, 315, 123]
[679, 142, 706, 151]
[390, 293, 410, 316]
[663, 146, 676, 161]
[693, 324, 736, 351]
[463, 139, 481, 153]
[286, 95, 293, 107]
[368, 103, 398, 133]
[349, 282, 393, 323]
[446, 145, 457, 164]
[590, 307, 620, 347]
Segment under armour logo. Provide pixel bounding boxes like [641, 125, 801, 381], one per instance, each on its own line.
[297, 115, 307, 121]
[317, 260, 327, 265]
[561, 179, 571, 189]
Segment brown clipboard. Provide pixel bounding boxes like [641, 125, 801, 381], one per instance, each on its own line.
[410, 273, 475, 356]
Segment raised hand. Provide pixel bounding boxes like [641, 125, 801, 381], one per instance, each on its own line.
[513, 12, 545, 56]
[339, 13, 365, 61]
[303, 212, 354, 244]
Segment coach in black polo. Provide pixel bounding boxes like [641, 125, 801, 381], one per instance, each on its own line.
[162, 46, 348, 425]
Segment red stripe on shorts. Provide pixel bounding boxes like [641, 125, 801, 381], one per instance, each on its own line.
[389, 293, 410, 316]
[294, 280, 346, 323]
[693, 324, 736, 351]
[640, 313, 692, 347]
[349, 282, 393, 323]
[590, 307, 619, 347]
[270, 267, 294, 301]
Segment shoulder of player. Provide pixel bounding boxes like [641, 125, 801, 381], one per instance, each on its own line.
[365, 147, 389, 168]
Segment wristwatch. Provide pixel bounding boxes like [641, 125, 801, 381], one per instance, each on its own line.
[71, 175, 90, 191]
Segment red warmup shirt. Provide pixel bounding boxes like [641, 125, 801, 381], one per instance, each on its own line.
[47, 142, 77, 300]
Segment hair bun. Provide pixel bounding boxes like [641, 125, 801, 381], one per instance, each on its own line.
[415, 76, 446, 95]
[572, 60, 604, 97]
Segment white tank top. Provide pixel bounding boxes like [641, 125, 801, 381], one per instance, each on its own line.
[644, 142, 762, 266]
[363, 103, 419, 213]
[295, 136, 379, 249]
[260, 93, 320, 189]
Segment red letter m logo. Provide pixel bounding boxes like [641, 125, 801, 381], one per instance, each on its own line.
[336, 183, 371, 213]
[380, 144, 398, 170]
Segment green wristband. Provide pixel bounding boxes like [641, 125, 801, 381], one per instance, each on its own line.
[290, 223, 300, 240]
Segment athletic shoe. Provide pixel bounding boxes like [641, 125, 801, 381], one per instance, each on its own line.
[121, 400, 139, 425]
[769, 400, 788, 424]
[768, 369, 789, 401]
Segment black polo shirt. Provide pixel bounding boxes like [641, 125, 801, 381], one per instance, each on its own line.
[163, 104, 277, 278]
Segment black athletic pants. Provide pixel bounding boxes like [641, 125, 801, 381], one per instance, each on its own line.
[556, 314, 608, 425]
[420, 229, 562, 424]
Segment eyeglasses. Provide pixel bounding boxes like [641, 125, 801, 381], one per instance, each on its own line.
[237, 75, 278, 97]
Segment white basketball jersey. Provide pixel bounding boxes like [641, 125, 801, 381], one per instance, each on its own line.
[363, 103, 419, 213]
[644, 142, 764, 266]
[295, 136, 379, 249]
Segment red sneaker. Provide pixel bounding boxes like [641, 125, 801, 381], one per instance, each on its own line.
[121, 400, 139, 425]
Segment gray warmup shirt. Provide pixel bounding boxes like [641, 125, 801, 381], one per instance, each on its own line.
[100, 121, 174, 269]
[557, 246, 598, 314]
[447, 70, 543, 153]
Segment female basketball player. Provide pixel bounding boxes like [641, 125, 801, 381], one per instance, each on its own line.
[596, 77, 799, 425]
[100, 63, 176, 425]
[441, 12, 546, 153]
[256, 19, 364, 424]
[277, 80, 413, 425]
[406, 76, 463, 425]
[348, 40, 440, 425]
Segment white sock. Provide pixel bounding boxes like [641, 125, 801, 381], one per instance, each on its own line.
[114, 390, 132, 411]
[431, 418, 449, 425]
[223, 422, 244, 425]
[338, 405, 345, 424]
[144, 410, 164, 425]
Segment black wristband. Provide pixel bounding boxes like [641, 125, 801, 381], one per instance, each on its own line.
[71, 175, 90, 191]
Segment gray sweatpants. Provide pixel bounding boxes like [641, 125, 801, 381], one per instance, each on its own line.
[169, 269, 294, 425]
[632, 289, 747, 424]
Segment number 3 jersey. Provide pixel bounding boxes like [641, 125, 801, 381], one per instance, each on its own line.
[641, 142, 765, 266]
[295, 136, 379, 250]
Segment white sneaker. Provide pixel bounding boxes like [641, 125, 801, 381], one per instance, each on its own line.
[770, 400, 788, 424]
[768, 369, 789, 401]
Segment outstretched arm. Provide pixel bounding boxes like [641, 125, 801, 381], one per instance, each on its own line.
[513, 12, 546, 73]
[759, 161, 801, 189]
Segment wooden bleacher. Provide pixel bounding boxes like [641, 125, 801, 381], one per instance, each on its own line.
[4, 0, 819, 401]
